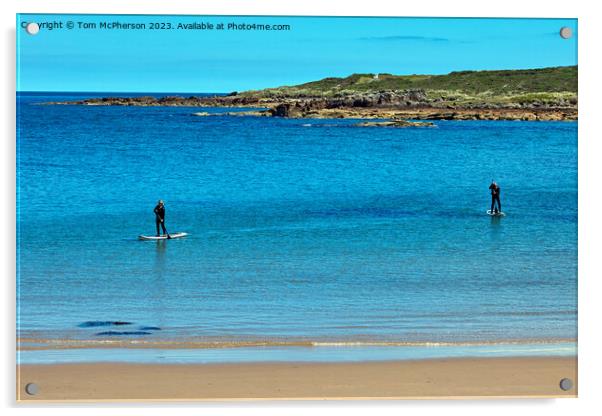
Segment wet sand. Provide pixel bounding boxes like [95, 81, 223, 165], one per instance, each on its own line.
[17, 356, 577, 401]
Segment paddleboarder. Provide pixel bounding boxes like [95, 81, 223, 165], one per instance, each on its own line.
[489, 181, 501, 214]
[153, 200, 171, 238]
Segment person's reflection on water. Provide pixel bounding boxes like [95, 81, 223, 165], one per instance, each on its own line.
[489, 214, 503, 241]
[150, 239, 167, 329]
[154, 239, 167, 281]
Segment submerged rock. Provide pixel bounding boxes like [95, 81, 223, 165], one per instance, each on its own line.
[78, 321, 132, 328]
[193, 110, 269, 117]
[95, 331, 151, 336]
[355, 120, 435, 128]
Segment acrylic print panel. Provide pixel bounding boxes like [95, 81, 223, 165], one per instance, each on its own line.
[16, 14, 578, 401]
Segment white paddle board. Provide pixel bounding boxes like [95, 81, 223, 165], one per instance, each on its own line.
[486, 210, 505, 217]
[138, 232, 188, 241]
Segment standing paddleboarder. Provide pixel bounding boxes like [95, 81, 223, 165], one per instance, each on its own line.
[489, 181, 502, 214]
[154, 200, 171, 238]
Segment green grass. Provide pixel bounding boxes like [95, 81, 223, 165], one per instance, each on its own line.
[240, 66, 577, 100]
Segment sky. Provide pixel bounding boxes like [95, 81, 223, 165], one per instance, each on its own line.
[16, 15, 577, 93]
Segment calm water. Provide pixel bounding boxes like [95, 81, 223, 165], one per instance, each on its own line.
[16, 92, 577, 362]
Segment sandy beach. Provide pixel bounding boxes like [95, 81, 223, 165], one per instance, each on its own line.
[17, 356, 577, 401]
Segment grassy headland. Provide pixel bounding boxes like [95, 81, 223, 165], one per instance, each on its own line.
[48, 66, 577, 121]
[240, 65, 577, 108]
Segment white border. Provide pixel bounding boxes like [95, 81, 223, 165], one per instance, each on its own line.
[3, 0, 601, 414]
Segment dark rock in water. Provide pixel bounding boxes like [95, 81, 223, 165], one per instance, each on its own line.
[355, 120, 434, 128]
[139, 326, 161, 331]
[78, 321, 132, 328]
[95, 331, 151, 336]
[269, 103, 291, 117]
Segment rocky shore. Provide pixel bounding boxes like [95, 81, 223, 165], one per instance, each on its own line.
[45, 90, 577, 122]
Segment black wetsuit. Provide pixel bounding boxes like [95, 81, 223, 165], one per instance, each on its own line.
[489, 183, 501, 213]
[154, 204, 167, 236]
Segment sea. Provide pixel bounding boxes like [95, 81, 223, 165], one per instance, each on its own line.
[16, 92, 578, 364]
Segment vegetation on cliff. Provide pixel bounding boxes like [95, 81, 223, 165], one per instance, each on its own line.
[47, 66, 577, 121]
[240, 66, 577, 107]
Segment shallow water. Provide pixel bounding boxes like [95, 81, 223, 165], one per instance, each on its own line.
[18, 342, 576, 365]
[17, 92, 577, 362]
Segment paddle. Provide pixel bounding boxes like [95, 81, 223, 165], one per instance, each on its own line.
[161, 219, 172, 239]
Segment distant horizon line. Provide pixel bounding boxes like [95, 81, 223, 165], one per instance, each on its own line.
[16, 64, 577, 95]
[17, 91, 227, 95]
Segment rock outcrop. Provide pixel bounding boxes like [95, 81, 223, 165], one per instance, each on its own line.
[356, 120, 435, 128]
[45, 89, 577, 121]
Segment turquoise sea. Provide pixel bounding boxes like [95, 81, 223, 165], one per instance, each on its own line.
[16, 92, 577, 364]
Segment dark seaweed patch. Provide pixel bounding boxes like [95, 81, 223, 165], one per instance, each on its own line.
[95, 331, 151, 336]
[78, 321, 132, 328]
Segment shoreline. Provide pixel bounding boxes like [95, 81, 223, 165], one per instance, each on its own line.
[43, 97, 577, 121]
[17, 356, 578, 401]
[17, 337, 577, 365]
[17, 336, 577, 350]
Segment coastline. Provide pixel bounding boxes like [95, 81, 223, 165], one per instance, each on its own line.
[17, 356, 577, 401]
[43, 96, 577, 121]
[38, 64, 578, 122]
[197, 106, 578, 121]
[18, 336, 578, 351]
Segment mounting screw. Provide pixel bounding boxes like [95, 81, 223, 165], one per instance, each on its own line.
[559, 378, 573, 391]
[25, 22, 40, 35]
[25, 383, 39, 395]
[559, 27, 572, 39]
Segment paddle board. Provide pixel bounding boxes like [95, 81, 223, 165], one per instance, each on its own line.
[138, 232, 188, 241]
[486, 210, 506, 217]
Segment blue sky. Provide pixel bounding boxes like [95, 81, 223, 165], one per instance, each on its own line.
[17, 15, 577, 92]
